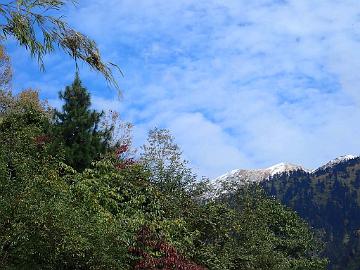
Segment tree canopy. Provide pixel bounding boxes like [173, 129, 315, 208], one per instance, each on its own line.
[0, 87, 328, 269]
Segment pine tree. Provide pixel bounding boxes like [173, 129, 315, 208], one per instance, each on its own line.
[54, 73, 112, 171]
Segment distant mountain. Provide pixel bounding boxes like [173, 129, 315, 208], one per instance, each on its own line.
[213, 155, 358, 188]
[213, 162, 307, 192]
[314, 155, 357, 172]
[212, 155, 360, 270]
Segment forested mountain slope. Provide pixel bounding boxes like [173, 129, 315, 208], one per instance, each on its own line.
[213, 156, 360, 269]
[262, 157, 360, 269]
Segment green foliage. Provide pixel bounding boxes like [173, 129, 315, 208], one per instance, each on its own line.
[138, 127, 327, 270]
[0, 1, 119, 89]
[227, 187, 327, 269]
[53, 74, 112, 171]
[185, 186, 328, 270]
[0, 89, 52, 121]
[140, 128, 198, 219]
[0, 99, 154, 269]
[0, 89, 328, 269]
[0, 95, 198, 268]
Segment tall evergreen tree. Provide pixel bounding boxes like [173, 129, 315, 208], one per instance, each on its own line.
[54, 73, 112, 171]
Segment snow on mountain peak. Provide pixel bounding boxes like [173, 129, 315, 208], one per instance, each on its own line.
[315, 155, 358, 172]
[211, 162, 307, 195]
[265, 162, 307, 176]
[332, 155, 356, 162]
[209, 154, 359, 197]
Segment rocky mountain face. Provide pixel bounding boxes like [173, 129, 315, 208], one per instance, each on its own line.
[212, 155, 360, 270]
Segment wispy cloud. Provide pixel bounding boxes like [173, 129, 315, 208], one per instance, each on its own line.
[7, 0, 360, 177]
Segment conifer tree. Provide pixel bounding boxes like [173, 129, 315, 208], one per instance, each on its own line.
[54, 73, 112, 171]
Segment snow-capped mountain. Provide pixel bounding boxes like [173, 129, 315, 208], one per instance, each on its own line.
[210, 154, 360, 269]
[260, 155, 360, 269]
[314, 155, 357, 172]
[212, 155, 359, 194]
[212, 162, 308, 194]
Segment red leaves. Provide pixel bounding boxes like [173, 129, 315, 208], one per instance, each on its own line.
[115, 159, 136, 170]
[115, 144, 129, 156]
[114, 144, 136, 170]
[130, 227, 207, 270]
[34, 134, 50, 147]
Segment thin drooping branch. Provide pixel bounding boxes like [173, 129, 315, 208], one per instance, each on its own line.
[0, 0, 120, 90]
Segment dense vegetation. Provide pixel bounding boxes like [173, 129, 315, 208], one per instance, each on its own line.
[0, 73, 327, 269]
[262, 159, 360, 269]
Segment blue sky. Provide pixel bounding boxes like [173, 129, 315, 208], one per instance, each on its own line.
[5, 0, 360, 178]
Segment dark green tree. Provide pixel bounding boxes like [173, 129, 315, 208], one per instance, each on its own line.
[54, 73, 112, 171]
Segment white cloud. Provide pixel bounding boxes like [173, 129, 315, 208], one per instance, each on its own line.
[8, 0, 360, 178]
[167, 112, 252, 177]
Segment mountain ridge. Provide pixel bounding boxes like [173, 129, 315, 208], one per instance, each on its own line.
[213, 155, 359, 186]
